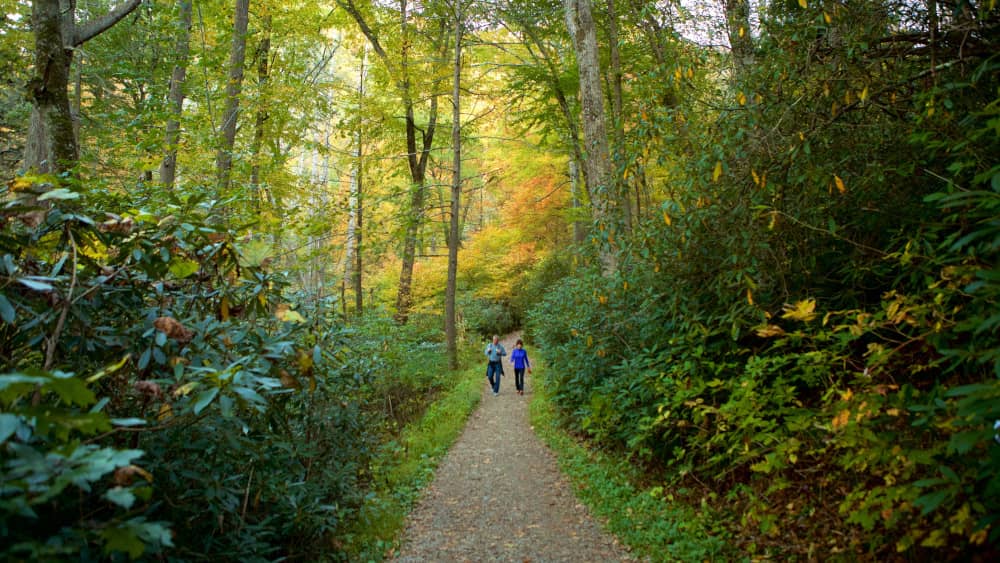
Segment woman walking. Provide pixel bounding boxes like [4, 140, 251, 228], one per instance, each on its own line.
[510, 339, 531, 396]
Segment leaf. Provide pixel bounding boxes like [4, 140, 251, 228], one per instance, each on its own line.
[16, 277, 55, 292]
[713, 161, 723, 182]
[0, 293, 15, 323]
[168, 257, 200, 279]
[737, 92, 747, 106]
[781, 299, 817, 322]
[111, 418, 148, 427]
[834, 175, 846, 194]
[37, 188, 80, 201]
[0, 413, 20, 444]
[105, 486, 136, 509]
[756, 324, 785, 338]
[798, 0, 807, 7]
[192, 387, 219, 414]
[236, 239, 272, 268]
[101, 525, 145, 559]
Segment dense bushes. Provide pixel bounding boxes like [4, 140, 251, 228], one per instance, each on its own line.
[0, 179, 452, 559]
[528, 5, 999, 559]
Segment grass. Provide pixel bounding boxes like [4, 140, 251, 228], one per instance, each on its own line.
[341, 344, 482, 562]
[529, 373, 736, 562]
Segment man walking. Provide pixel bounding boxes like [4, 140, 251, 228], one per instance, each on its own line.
[485, 335, 506, 396]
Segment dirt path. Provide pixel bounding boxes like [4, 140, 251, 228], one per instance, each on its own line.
[390, 334, 635, 562]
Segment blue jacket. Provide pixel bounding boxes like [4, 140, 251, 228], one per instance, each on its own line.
[485, 342, 506, 362]
[511, 348, 530, 369]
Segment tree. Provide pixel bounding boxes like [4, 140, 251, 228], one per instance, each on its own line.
[337, 0, 448, 323]
[445, 0, 464, 369]
[24, 0, 142, 174]
[216, 0, 250, 199]
[562, 0, 617, 273]
[160, 0, 193, 188]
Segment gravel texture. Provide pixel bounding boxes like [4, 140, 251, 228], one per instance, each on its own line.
[390, 334, 635, 562]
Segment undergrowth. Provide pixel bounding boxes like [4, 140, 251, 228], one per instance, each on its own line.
[529, 367, 733, 562]
[341, 344, 482, 562]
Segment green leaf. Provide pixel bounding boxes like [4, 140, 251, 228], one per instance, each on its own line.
[168, 257, 200, 279]
[105, 486, 136, 509]
[111, 418, 147, 427]
[193, 387, 219, 414]
[37, 188, 80, 201]
[101, 524, 145, 558]
[16, 277, 55, 292]
[0, 293, 15, 323]
[914, 488, 951, 516]
[0, 413, 20, 444]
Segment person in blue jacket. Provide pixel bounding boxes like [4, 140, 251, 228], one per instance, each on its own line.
[484, 335, 506, 396]
[510, 339, 531, 396]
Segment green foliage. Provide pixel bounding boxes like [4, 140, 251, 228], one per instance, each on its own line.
[342, 347, 482, 561]
[529, 3, 1000, 560]
[529, 372, 731, 561]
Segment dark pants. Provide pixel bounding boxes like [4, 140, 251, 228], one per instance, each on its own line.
[486, 361, 502, 393]
[514, 368, 526, 391]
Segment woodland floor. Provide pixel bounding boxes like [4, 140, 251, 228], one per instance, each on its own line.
[389, 334, 637, 562]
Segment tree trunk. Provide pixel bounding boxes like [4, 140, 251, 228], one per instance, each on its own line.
[25, 0, 77, 174]
[24, 0, 143, 175]
[605, 0, 630, 232]
[724, 0, 753, 78]
[216, 0, 250, 198]
[445, 2, 463, 370]
[160, 0, 193, 188]
[563, 0, 617, 274]
[345, 46, 366, 317]
[569, 159, 586, 244]
[249, 13, 271, 205]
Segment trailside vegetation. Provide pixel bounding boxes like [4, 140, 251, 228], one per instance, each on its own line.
[528, 0, 1000, 559]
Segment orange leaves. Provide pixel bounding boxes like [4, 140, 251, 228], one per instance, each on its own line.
[153, 316, 194, 343]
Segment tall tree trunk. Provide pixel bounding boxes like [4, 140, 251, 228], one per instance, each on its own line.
[24, 0, 142, 175]
[249, 13, 271, 205]
[445, 1, 463, 370]
[160, 0, 193, 188]
[563, 0, 617, 274]
[216, 0, 250, 198]
[345, 46, 366, 317]
[605, 0, 630, 231]
[25, 0, 78, 174]
[724, 0, 753, 78]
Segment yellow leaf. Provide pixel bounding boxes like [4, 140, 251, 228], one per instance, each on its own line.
[824, 11, 832, 24]
[713, 161, 723, 182]
[781, 298, 817, 322]
[674, 67, 682, 81]
[173, 382, 197, 397]
[220, 297, 230, 321]
[842, 388, 853, 401]
[686, 67, 694, 79]
[755, 324, 785, 338]
[823, 82, 830, 97]
[737, 91, 747, 106]
[751, 169, 760, 186]
[157, 403, 173, 422]
[859, 86, 869, 102]
[798, 0, 807, 8]
[747, 289, 754, 305]
[832, 409, 850, 429]
[623, 281, 629, 291]
[663, 211, 672, 225]
[739, 26, 745, 38]
[586, 335, 593, 347]
[834, 175, 846, 194]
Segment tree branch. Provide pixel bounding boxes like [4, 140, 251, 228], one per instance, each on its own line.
[73, 0, 143, 46]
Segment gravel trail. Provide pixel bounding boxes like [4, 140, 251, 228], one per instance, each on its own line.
[390, 334, 634, 562]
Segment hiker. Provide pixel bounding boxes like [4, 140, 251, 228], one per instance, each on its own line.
[484, 335, 506, 396]
[510, 339, 531, 396]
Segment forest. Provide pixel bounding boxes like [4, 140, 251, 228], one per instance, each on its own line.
[1, 0, 998, 560]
